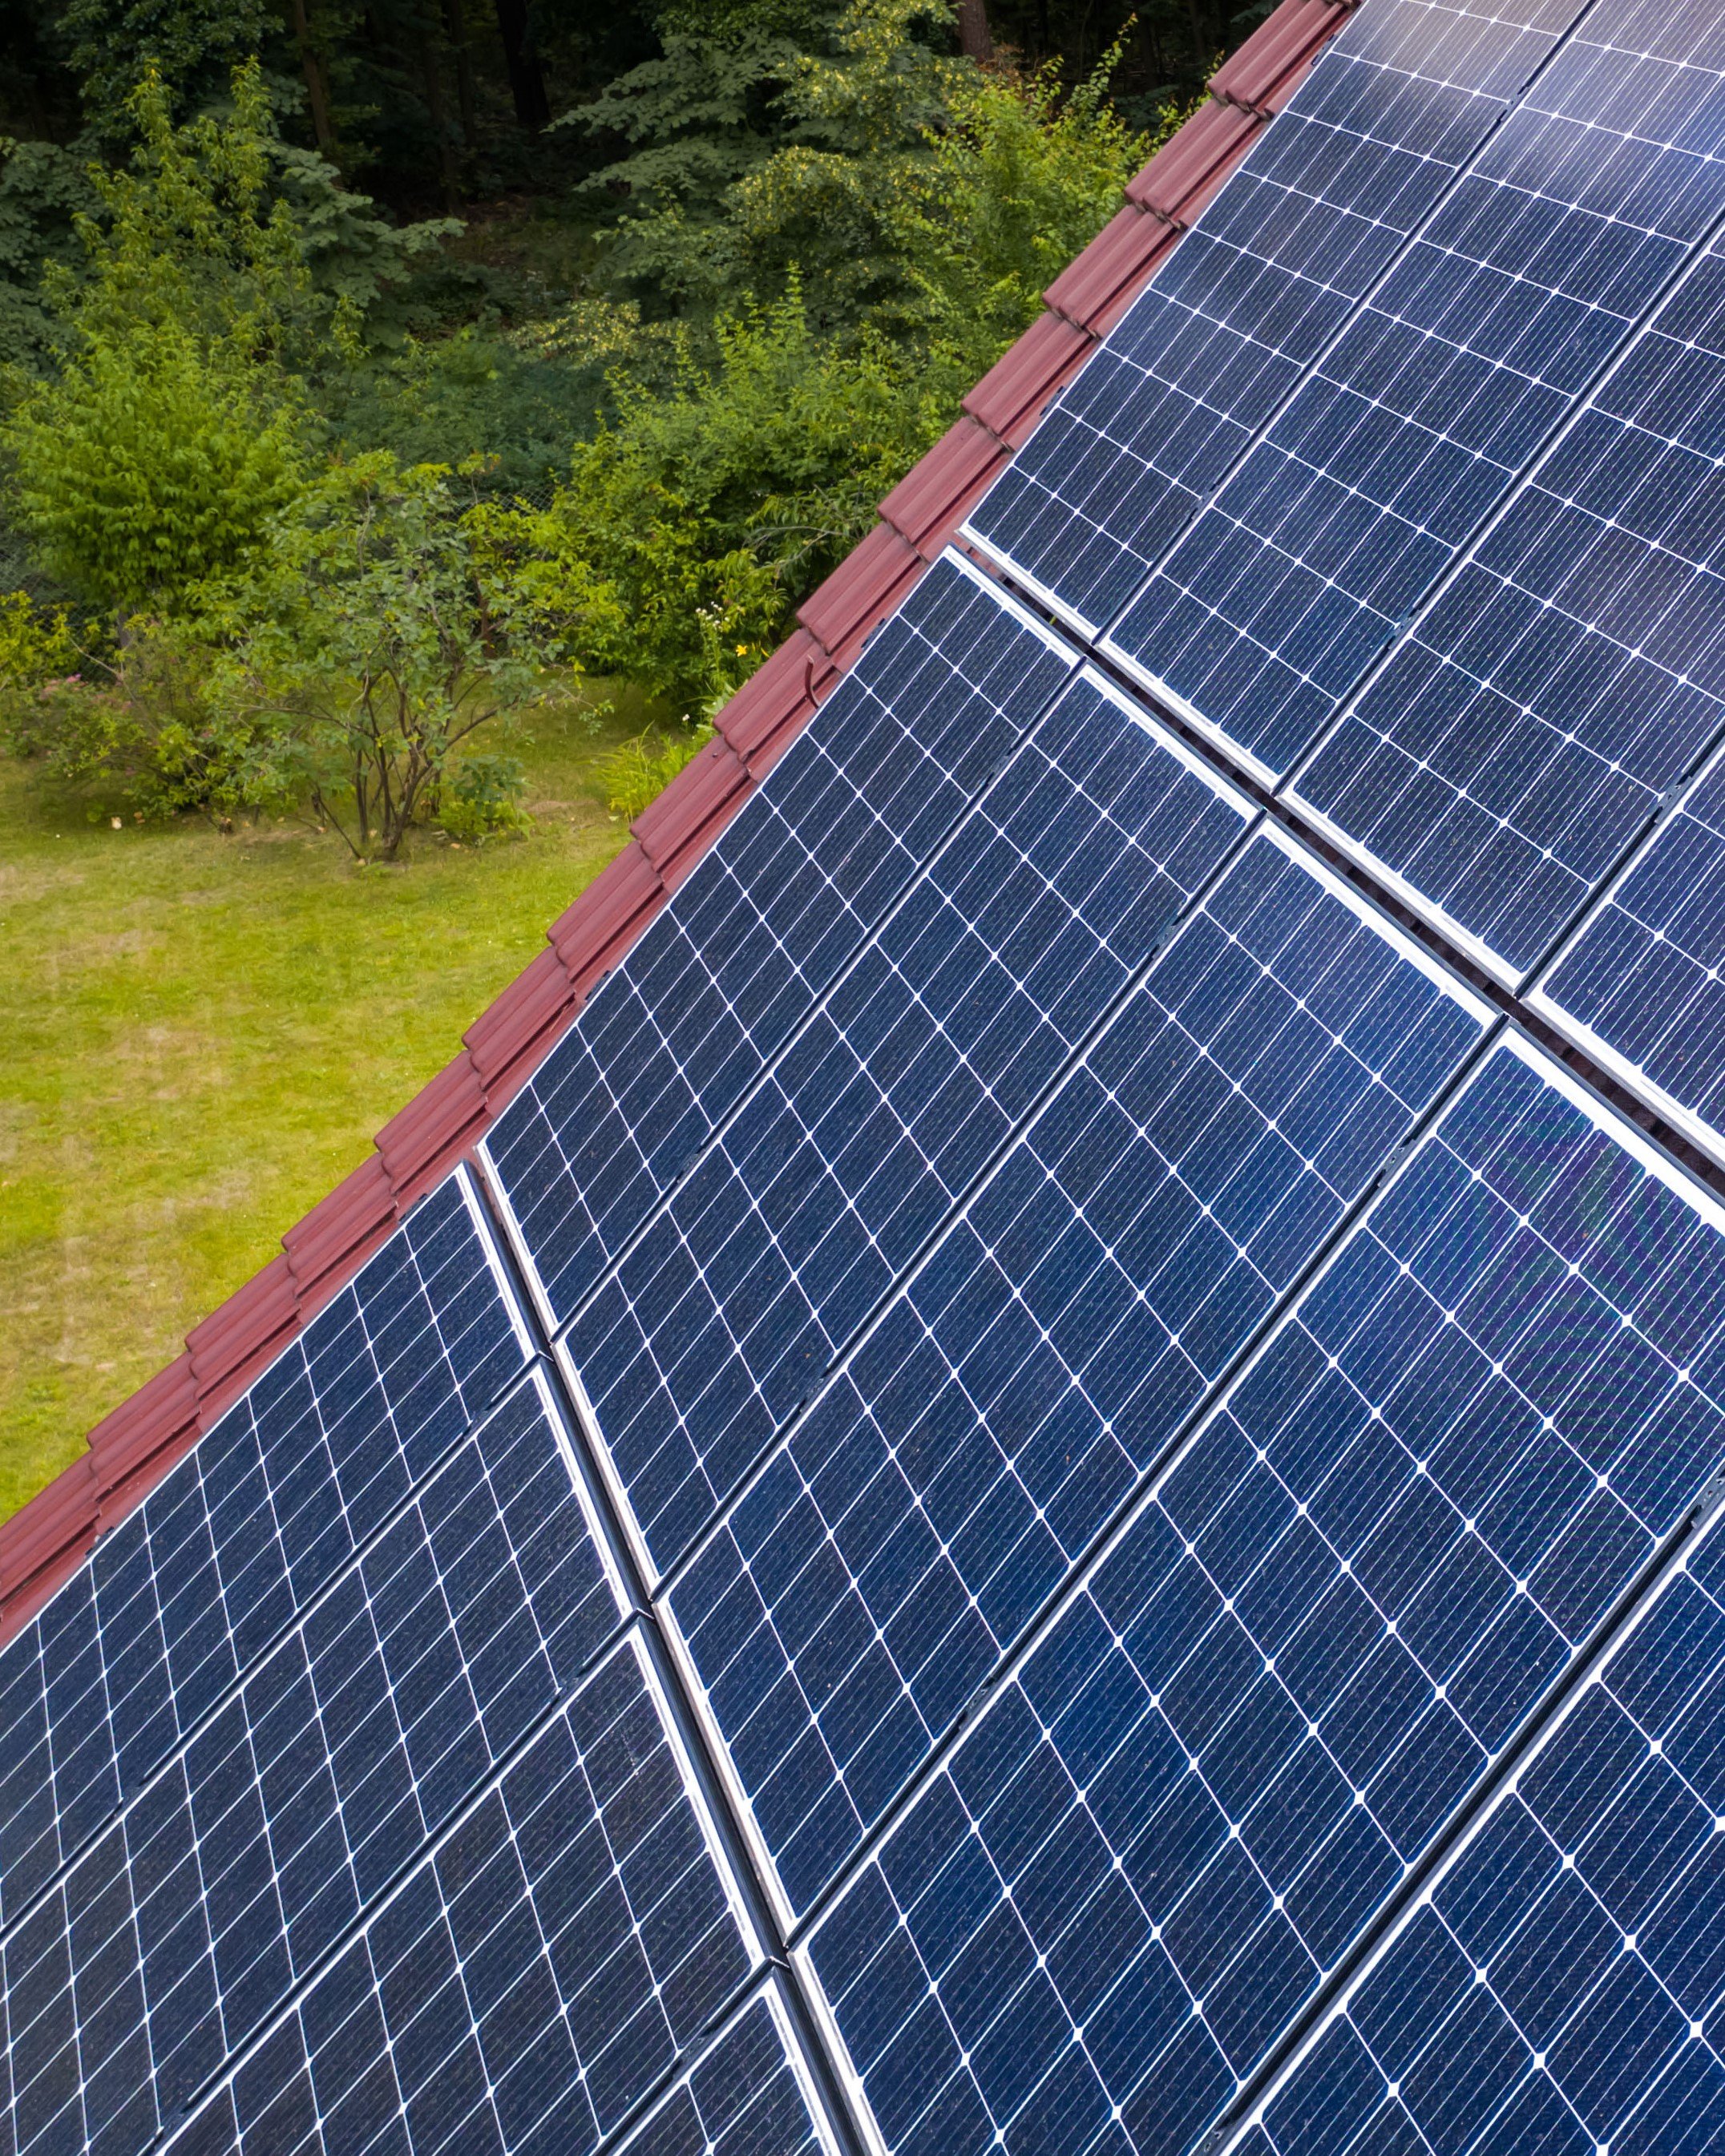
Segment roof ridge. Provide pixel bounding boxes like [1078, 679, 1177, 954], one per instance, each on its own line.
[0, 0, 1359, 1648]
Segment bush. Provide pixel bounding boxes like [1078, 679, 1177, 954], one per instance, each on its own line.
[438, 751, 531, 842]
[595, 722, 713, 820]
[207, 454, 568, 861]
[527, 283, 953, 714]
[0, 604, 289, 822]
[7, 321, 308, 614]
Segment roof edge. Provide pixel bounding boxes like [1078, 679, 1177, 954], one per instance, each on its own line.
[0, 0, 1359, 1649]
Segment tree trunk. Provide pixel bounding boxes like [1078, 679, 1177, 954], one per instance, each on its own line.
[494, 0, 549, 127]
[443, 0, 476, 147]
[957, 0, 993, 60]
[418, 24, 463, 212]
[286, 0, 339, 158]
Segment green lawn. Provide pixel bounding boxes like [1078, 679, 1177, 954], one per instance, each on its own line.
[0, 693, 649, 1523]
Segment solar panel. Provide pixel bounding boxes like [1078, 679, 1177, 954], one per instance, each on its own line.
[0, 1171, 529, 1933]
[1234, 1496, 1725, 2156]
[665, 830, 1489, 1924]
[1098, 0, 1725, 783]
[798, 1036, 1725, 2156]
[146, 1634, 762, 2156]
[963, 0, 1589, 637]
[1532, 738, 1725, 1171]
[26, 2, 1725, 2148]
[0, 1369, 632, 2156]
[483, 555, 1076, 1332]
[1293, 234, 1725, 988]
[550, 674, 1256, 1589]
[609, 1979, 846, 2156]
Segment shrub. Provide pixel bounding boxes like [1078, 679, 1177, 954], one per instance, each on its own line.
[7, 321, 308, 614]
[208, 454, 567, 861]
[437, 751, 531, 842]
[595, 722, 713, 821]
[0, 604, 289, 822]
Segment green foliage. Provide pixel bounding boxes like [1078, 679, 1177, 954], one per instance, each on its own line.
[594, 720, 710, 819]
[0, 608, 287, 822]
[0, 589, 79, 701]
[1, 62, 326, 618]
[0, 64, 467, 610]
[7, 321, 309, 612]
[0, 5, 1199, 855]
[437, 750, 531, 839]
[562, 26, 804, 254]
[322, 317, 614, 498]
[63, 0, 276, 142]
[530, 283, 955, 713]
[208, 454, 569, 860]
[580, 0, 1157, 369]
[0, 141, 99, 371]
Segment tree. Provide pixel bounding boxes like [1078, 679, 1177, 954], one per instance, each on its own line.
[527, 282, 955, 713]
[956, 0, 992, 60]
[2, 63, 461, 608]
[210, 455, 563, 859]
[61, 0, 277, 140]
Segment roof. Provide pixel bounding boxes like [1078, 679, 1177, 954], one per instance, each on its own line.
[0, 0, 1358, 1652]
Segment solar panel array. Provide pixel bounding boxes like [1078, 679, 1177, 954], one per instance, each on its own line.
[16, 0, 1725, 2151]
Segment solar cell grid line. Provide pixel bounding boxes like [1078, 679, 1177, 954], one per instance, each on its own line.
[0, 1168, 530, 1936]
[1289, 226, 1725, 993]
[963, 0, 1595, 641]
[604, 1977, 849, 2156]
[661, 826, 1493, 1932]
[554, 672, 1259, 1590]
[0, 1367, 635, 2156]
[1100, 0, 1725, 787]
[482, 552, 1078, 1337]
[0, 1361, 630, 1956]
[794, 1032, 1725, 2156]
[1222, 1476, 1725, 2156]
[1532, 734, 1725, 1174]
[147, 1631, 764, 2156]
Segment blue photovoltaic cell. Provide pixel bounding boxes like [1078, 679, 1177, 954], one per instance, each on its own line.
[154, 1637, 759, 2156]
[802, 1040, 1725, 2156]
[612, 1984, 838, 2156]
[670, 834, 1485, 1919]
[1105, 0, 1725, 780]
[568, 680, 1253, 1582]
[965, 0, 1586, 634]
[0, 1174, 526, 1933]
[1537, 745, 1725, 1161]
[0, 1375, 626, 2156]
[485, 556, 1073, 1328]
[1297, 235, 1725, 983]
[1242, 1508, 1725, 2156]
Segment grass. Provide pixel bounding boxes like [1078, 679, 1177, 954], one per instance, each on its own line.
[0, 688, 656, 1524]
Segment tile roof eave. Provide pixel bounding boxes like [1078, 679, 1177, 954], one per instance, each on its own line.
[0, 0, 1358, 1649]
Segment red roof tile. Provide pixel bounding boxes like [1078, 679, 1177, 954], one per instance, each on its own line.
[879, 417, 1008, 556]
[85, 1355, 200, 1496]
[547, 841, 665, 992]
[283, 1156, 398, 1296]
[0, 0, 1357, 1648]
[463, 946, 579, 1100]
[1126, 98, 1262, 220]
[632, 735, 754, 884]
[1044, 203, 1182, 331]
[185, 1256, 300, 1399]
[963, 310, 1093, 445]
[713, 628, 824, 768]
[375, 1056, 491, 1203]
[1210, 0, 1354, 111]
[797, 523, 927, 660]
